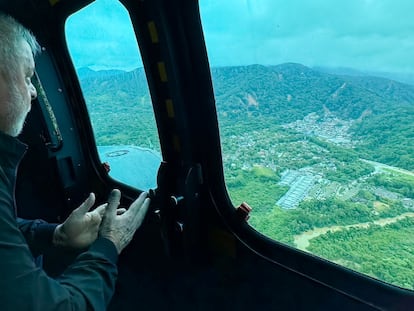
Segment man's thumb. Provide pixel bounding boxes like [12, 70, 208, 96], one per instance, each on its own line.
[105, 189, 121, 216]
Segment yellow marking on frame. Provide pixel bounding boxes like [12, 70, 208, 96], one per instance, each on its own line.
[49, 0, 60, 6]
[166, 99, 175, 118]
[173, 135, 181, 152]
[148, 21, 159, 43]
[157, 62, 168, 82]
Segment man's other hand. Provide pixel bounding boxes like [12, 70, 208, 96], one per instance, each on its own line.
[99, 189, 150, 254]
[53, 193, 106, 249]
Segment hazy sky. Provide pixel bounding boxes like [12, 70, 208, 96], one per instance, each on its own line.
[66, 0, 414, 74]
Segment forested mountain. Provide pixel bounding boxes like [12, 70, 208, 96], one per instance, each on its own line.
[79, 63, 414, 170]
[79, 62, 414, 120]
[78, 67, 157, 149]
[211, 63, 414, 169]
[211, 63, 414, 120]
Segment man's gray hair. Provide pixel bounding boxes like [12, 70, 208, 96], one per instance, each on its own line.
[0, 12, 40, 79]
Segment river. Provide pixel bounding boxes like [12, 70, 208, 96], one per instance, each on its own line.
[293, 212, 414, 251]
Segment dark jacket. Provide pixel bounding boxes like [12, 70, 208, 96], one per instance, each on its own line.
[0, 131, 118, 310]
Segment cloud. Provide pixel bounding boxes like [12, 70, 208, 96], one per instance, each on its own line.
[200, 0, 414, 72]
[65, 0, 414, 74]
[65, 0, 143, 70]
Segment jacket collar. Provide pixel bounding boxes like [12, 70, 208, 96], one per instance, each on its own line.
[0, 131, 27, 169]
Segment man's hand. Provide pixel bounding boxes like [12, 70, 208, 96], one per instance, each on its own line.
[99, 189, 150, 254]
[53, 193, 106, 249]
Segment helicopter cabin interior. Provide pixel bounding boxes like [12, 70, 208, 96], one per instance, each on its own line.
[1, 0, 413, 310]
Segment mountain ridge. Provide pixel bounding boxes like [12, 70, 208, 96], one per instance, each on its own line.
[78, 63, 414, 170]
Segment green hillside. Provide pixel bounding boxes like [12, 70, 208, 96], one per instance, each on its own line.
[210, 63, 414, 170]
[78, 67, 159, 150]
[79, 63, 414, 170]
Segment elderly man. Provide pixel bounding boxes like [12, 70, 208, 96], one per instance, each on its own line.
[0, 12, 150, 310]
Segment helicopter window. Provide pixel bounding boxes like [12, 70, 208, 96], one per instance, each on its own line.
[199, 0, 414, 290]
[65, 0, 161, 190]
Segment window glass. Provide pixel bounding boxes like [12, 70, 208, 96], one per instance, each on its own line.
[65, 0, 161, 190]
[200, 0, 414, 290]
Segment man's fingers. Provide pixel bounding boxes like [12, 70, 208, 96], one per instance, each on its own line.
[132, 197, 150, 228]
[139, 198, 150, 220]
[94, 203, 107, 217]
[105, 189, 121, 217]
[116, 208, 127, 215]
[74, 193, 95, 215]
[127, 192, 148, 214]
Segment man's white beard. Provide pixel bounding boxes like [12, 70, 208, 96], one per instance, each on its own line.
[3, 85, 29, 137]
